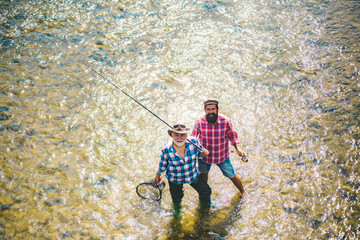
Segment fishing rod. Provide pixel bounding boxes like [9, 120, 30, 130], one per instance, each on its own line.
[78, 58, 173, 129]
[77, 57, 202, 150]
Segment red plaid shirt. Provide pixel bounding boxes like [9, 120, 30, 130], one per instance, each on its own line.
[191, 114, 239, 164]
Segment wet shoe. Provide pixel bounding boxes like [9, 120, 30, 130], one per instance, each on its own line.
[173, 208, 182, 219]
[209, 201, 219, 209]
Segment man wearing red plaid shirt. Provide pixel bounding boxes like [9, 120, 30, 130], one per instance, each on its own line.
[191, 99, 248, 200]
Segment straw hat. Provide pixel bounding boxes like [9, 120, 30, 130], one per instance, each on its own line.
[168, 124, 190, 136]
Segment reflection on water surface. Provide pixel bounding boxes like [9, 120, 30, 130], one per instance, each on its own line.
[0, 0, 359, 239]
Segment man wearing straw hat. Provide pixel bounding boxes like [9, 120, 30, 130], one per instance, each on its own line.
[154, 124, 212, 218]
[191, 99, 248, 201]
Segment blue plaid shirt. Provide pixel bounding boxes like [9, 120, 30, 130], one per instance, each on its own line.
[157, 136, 203, 184]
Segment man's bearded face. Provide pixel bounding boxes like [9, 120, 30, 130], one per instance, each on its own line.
[205, 105, 218, 124]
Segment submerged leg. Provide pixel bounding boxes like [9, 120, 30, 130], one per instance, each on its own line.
[230, 174, 248, 202]
[168, 181, 184, 218]
[190, 175, 212, 207]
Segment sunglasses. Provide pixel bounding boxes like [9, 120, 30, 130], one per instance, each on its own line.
[173, 124, 186, 129]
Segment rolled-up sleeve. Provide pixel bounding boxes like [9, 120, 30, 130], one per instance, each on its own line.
[226, 120, 239, 146]
[157, 149, 168, 174]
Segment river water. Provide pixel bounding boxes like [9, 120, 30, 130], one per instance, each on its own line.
[0, 0, 359, 239]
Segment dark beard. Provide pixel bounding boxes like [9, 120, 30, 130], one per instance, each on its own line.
[206, 113, 218, 124]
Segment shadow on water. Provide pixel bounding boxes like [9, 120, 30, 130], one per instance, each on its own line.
[167, 193, 244, 240]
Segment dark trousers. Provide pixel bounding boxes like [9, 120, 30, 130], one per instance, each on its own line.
[168, 175, 211, 207]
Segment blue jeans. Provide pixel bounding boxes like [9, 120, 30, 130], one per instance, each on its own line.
[198, 158, 236, 178]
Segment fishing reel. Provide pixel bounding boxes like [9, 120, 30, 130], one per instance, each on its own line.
[241, 155, 248, 163]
